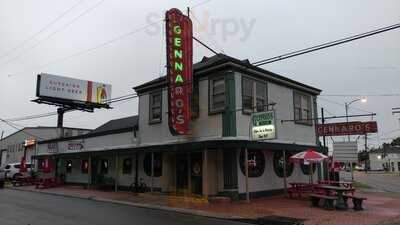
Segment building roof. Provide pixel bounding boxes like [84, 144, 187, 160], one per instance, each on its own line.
[0, 126, 91, 142]
[90, 115, 138, 135]
[133, 54, 322, 95]
[38, 115, 138, 144]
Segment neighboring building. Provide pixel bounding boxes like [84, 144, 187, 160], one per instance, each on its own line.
[36, 54, 326, 199]
[368, 145, 400, 172]
[0, 127, 91, 167]
[37, 116, 138, 186]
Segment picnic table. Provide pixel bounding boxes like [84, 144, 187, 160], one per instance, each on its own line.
[318, 180, 354, 189]
[317, 185, 355, 210]
[288, 182, 316, 198]
[12, 176, 36, 187]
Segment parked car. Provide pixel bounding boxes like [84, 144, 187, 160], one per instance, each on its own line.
[3, 163, 33, 180]
[0, 167, 5, 188]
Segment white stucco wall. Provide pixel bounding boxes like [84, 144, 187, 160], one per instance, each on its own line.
[237, 150, 318, 194]
[138, 78, 223, 146]
[235, 73, 317, 146]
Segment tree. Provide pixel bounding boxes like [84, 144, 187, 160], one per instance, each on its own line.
[391, 137, 400, 146]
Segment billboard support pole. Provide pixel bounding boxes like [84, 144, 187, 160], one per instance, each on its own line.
[57, 108, 65, 138]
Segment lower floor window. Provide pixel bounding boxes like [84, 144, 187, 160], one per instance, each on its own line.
[239, 149, 265, 178]
[122, 158, 132, 174]
[100, 159, 109, 174]
[273, 151, 294, 178]
[66, 160, 72, 174]
[81, 160, 89, 174]
[143, 153, 162, 177]
[300, 163, 316, 175]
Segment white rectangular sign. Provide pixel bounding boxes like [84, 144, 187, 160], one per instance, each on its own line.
[333, 142, 358, 162]
[251, 111, 277, 140]
[37, 73, 112, 105]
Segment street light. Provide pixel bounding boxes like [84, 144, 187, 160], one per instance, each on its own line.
[345, 97, 367, 141]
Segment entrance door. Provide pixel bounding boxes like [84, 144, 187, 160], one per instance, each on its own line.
[176, 154, 188, 193]
[91, 157, 98, 185]
[191, 153, 203, 195]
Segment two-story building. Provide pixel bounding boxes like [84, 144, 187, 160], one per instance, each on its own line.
[36, 54, 326, 200]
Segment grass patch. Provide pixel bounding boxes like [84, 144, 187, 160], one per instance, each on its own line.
[353, 181, 372, 189]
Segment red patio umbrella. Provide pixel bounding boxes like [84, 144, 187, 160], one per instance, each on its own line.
[290, 149, 328, 184]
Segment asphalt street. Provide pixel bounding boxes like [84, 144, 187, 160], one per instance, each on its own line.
[354, 172, 400, 193]
[0, 189, 246, 225]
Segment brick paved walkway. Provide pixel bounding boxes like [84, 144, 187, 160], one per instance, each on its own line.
[11, 185, 400, 225]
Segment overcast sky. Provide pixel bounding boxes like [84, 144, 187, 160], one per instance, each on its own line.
[0, 0, 399, 149]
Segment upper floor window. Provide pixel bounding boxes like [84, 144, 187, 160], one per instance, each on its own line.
[293, 91, 312, 125]
[242, 77, 267, 114]
[209, 77, 226, 113]
[149, 91, 162, 124]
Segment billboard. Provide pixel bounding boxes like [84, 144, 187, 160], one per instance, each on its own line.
[166, 8, 193, 135]
[333, 142, 358, 163]
[316, 121, 378, 136]
[36, 73, 111, 107]
[251, 111, 277, 140]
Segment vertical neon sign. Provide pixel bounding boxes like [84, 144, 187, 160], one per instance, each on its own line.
[166, 8, 193, 135]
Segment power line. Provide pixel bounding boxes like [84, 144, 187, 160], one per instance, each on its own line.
[0, 0, 85, 61]
[6, 0, 213, 77]
[318, 97, 373, 114]
[1, 0, 106, 67]
[252, 22, 400, 66]
[189, 10, 226, 54]
[10, 20, 163, 77]
[0, 117, 46, 140]
[322, 94, 400, 97]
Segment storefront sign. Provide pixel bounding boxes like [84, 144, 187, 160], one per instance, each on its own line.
[251, 111, 277, 140]
[67, 142, 84, 151]
[24, 139, 36, 147]
[316, 121, 378, 136]
[166, 8, 193, 135]
[47, 143, 58, 153]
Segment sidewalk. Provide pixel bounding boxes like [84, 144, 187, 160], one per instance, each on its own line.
[10, 185, 400, 225]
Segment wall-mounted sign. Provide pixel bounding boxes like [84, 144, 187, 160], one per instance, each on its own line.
[36, 73, 112, 108]
[67, 142, 84, 151]
[24, 139, 36, 147]
[166, 8, 193, 135]
[251, 111, 277, 140]
[316, 121, 378, 136]
[47, 143, 58, 153]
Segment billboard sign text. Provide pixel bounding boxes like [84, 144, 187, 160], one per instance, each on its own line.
[36, 73, 112, 107]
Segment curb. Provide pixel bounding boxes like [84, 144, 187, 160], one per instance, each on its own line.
[8, 187, 244, 221]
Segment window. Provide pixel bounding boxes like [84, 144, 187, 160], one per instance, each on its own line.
[191, 80, 199, 119]
[149, 91, 162, 123]
[239, 149, 266, 177]
[273, 151, 294, 178]
[143, 153, 162, 177]
[242, 77, 267, 114]
[81, 160, 89, 174]
[300, 163, 316, 175]
[66, 160, 72, 174]
[209, 77, 226, 113]
[122, 158, 132, 174]
[100, 159, 109, 174]
[293, 91, 312, 125]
